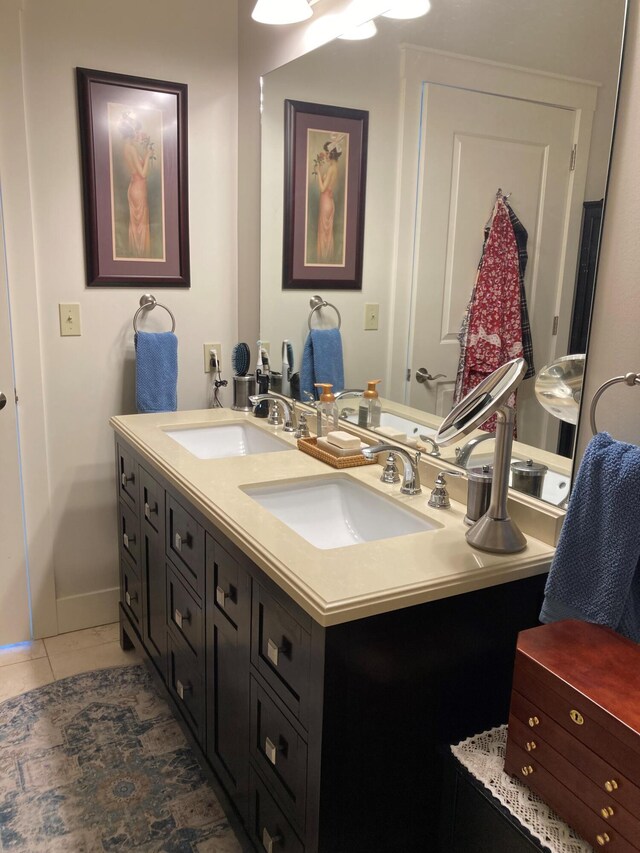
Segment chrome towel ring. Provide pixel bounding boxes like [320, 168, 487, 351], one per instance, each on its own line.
[590, 371, 640, 435]
[132, 294, 176, 333]
[308, 294, 341, 330]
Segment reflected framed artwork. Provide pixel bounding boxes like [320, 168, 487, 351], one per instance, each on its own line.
[76, 68, 190, 287]
[283, 99, 368, 290]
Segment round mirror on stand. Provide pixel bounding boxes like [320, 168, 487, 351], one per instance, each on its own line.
[534, 354, 585, 425]
[435, 358, 528, 554]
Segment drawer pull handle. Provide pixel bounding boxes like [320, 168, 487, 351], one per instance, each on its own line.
[123, 532, 136, 550]
[125, 590, 138, 606]
[600, 806, 614, 819]
[174, 531, 192, 553]
[596, 833, 611, 846]
[144, 501, 158, 519]
[176, 679, 192, 700]
[215, 586, 227, 609]
[121, 471, 134, 488]
[174, 608, 191, 630]
[266, 637, 288, 667]
[604, 779, 618, 793]
[262, 828, 282, 853]
[528, 716, 540, 728]
[265, 736, 278, 766]
[525, 741, 537, 752]
[570, 709, 584, 725]
[521, 765, 534, 776]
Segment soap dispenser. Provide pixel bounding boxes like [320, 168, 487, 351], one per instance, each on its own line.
[358, 380, 382, 429]
[314, 383, 339, 437]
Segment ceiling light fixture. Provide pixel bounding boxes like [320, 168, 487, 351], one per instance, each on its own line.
[382, 0, 431, 20]
[338, 19, 378, 40]
[251, 0, 312, 26]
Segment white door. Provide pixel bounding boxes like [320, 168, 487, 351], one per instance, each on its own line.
[0, 188, 31, 645]
[408, 83, 577, 450]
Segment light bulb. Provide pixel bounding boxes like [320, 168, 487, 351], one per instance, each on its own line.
[382, 0, 431, 20]
[251, 0, 312, 26]
[338, 19, 377, 40]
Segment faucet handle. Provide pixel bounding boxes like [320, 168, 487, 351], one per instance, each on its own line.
[428, 470, 463, 509]
[381, 452, 401, 484]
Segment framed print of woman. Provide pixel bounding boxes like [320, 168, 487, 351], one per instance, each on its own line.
[306, 132, 349, 267]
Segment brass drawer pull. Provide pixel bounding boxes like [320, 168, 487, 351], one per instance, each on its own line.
[570, 709, 584, 725]
[123, 532, 136, 550]
[125, 590, 138, 607]
[176, 679, 192, 701]
[121, 471, 134, 488]
[525, 741, 537, 752]
[262, 828, 282, 852]
[174, 608, 191, 630]
[600, 806, 614, 819]
[604, 779, 619, 792]
[596, 833, 611, 846]
[521, 765, 534, 776]
[528, 716, 540, 728]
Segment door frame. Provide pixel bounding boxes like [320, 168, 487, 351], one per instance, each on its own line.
[389, 46, 599, 413]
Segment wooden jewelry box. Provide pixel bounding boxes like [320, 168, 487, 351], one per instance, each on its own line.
[504, 620, 640, 852]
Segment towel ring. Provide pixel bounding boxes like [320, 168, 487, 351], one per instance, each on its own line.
[133, 294, 176, 333]
[589, 372, 640, 435]
[308, 295, 341, 330]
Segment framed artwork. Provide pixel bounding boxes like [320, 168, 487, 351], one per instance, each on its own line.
[283, 99, 369, 290]
[76, 68, 190, 287]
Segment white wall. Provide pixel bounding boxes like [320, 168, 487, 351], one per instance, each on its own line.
[1, 0, 238, 634]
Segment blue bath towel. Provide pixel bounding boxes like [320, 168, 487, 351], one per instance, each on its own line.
[540, 432, 640, 642]
[300, 328, 345, 400]
[135, 331, 178, 413]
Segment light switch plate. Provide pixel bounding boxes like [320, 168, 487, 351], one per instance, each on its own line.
[364, 303, 379, 331]
[59, 303, 81, 336]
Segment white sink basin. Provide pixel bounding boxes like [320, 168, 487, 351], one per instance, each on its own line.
[343, 410, 436, 439]
[164, 423, 294, 459]
[242, 476, 437, 549]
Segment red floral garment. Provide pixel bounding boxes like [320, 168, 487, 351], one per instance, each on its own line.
[459, 199, 523, 434]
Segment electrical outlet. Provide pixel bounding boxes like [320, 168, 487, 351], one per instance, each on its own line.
[260, 341, 270, 357]
[204, 343, 222, 373]
[59, 303, 81, 336]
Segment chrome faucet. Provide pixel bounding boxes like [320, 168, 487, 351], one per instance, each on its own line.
[334, 388, 364, 401]
[362, 443, 422, 495]
[249, 393, 295, 432]
[419, 435, 441, 457]
[454, 432, 496, 468]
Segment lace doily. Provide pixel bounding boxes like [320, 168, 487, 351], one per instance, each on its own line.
[451, 726, 593, 853]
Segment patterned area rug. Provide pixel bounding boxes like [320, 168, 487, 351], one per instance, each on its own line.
[0, 664, 244, 852]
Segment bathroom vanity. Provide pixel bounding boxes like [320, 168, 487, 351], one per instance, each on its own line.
[111, 408, 557, 852]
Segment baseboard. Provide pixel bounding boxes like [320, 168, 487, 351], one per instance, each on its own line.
[55, 587, 120, 634]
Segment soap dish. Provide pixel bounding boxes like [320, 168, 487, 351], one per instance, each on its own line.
[297, 437, 376, 469]
[316, 435, 368, 457]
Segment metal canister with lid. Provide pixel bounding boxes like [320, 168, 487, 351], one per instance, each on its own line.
[465, 465, 493, 526]
[510, 458, 548, 498]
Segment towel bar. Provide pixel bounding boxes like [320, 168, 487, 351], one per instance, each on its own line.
[589, 371, 640, 435]
[133, 294, 176, 333]
[307, 295, 341, 330]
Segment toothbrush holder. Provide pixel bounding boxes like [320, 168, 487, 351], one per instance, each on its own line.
[232, 375, 257, 411]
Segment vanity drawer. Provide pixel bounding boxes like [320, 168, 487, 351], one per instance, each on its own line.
[167, 631, 205, 745]
[117, 443, 138, 513]
[505, 740, 637, 853]
[167, 563, 204, 662]
[250, 677, 308, 830]
[166, 494, 205, 599]
[119, 500, 140, 569]
[249, 766, 304, 853]
[509, 691, 640, 817]
[139, 466, 163, 534]
[210, 538, 244, 629]
[252, 583, 311, 724]
[120, 556, 141, 629]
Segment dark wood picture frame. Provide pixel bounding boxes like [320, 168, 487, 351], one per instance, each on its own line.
[76, 67, 190, 287]
[283, 99, 368, 290]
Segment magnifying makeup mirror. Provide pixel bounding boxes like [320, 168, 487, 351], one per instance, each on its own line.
[534, 353, 585, 425]
[435, 357, 528, 554]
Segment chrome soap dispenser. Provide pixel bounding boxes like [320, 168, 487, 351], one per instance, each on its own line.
[358, 380, 382, 429]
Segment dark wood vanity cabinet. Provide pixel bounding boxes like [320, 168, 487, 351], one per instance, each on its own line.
[115, 437, 547, 853]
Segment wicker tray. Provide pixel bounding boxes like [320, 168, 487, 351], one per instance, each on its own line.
[297, 436, 376, 469]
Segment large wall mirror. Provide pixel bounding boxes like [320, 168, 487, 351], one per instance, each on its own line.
[259, 0, 627, 507]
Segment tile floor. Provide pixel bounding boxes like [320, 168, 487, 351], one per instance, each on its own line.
[0, 622, 142, 703]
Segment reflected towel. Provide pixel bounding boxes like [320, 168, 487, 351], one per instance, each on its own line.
[300, 328, 345, 400]
[540, 432, 640, 642]
[135, 331, 178, 413]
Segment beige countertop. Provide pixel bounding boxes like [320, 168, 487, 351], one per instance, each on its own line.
[111, 408, 557, 627]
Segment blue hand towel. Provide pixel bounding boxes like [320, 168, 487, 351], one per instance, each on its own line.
[135, 331, 178, 413]
[540, 432, 640, 642]
[300, 328, 345, 400]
